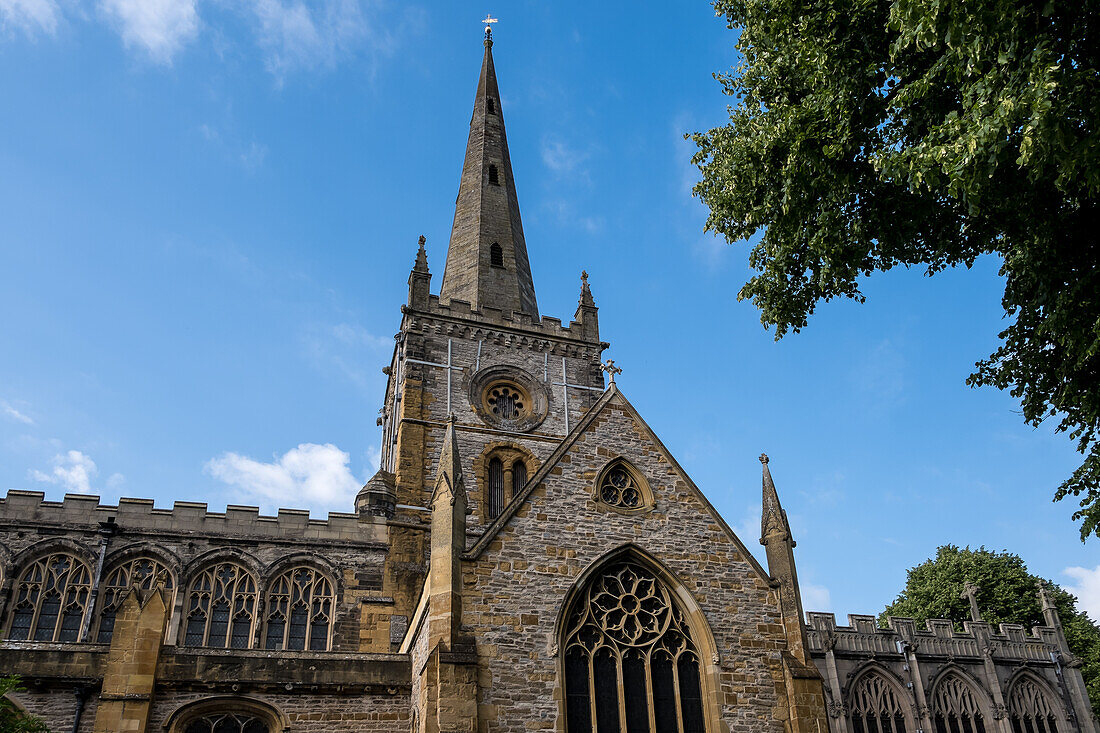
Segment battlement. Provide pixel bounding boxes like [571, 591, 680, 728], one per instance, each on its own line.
[0, 490, 389, 545]
[407, 295, 604, 346]
[805, 611, 1061, 663]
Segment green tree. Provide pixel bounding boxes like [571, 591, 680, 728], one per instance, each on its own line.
[691, 0, 1100, 538]
[882, 545, 1100, 717]
[0, 677, 48, 733]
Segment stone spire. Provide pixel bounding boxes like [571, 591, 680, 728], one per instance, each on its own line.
[408, 234, 431, 309]
[439, 31, 539, 318]
[760, 453, 793, 545]
[574, 271, 599, 341]
[758, 454, 810, 664]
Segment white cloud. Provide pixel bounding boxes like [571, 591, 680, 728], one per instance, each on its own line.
[0, 0, 60, 37]
[801, 582, 833, 613]
[206, 442, 361, 515]
[98, 0, 199, 63]
[1063, 565, 1100, 620]
[1, 399, 35, 425]
[249, 0, 379, 79]
[30, 449, 100, 494]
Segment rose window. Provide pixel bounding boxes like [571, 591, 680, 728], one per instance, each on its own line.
[600, 466, 640, 508]
[487, 384, 525, 420]
[563, 559, 706, 732]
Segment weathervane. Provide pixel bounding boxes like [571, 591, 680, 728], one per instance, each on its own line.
[600, 359, 622, 385]
[482, 13, 498, 40]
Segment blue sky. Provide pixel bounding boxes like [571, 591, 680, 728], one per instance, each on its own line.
[2, 0, 1097, 622]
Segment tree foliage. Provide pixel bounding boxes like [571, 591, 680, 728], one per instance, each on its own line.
[692, 0, 1100, 537]
[0, 677, 48, 733]
[882, 546, 1100, 717]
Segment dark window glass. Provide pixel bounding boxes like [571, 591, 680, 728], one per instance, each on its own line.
[34, 594, 60, 641]
[9, 606, 33, 641]
[490, 242, 504, 267]
[651, 653, 678, 733]
[488, 164, 500, 185]
[486, 97, 496, 114]
[185, 613, 206, 646]
[565, 647, 592, 733]
[288, 605, 308, 650]
[310, 619, 328, 651]
[265, 617, 285, 650]
[623, 650, 650, 733]
[678, 653, 706, 733]
[209, 600, 230, 647]
[593, 650, 620, 733]
[58, 608, 82, 641]
[230, 615, 251, 649]
[512, 461, 527, 497]
[488, 457, 504, 519]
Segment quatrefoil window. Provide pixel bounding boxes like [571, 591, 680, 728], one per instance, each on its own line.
[594, 460, 652, 513]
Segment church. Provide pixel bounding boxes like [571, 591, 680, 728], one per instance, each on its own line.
[0, 29, 1094, 733]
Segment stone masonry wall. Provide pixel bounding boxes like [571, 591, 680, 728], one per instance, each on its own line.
[460, 395, 789, 733]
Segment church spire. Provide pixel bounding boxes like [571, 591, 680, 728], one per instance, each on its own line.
[439, 30, 539, 318]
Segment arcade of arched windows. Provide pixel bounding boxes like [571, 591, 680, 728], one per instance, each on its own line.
[0, 546, 342, 652]
[474, 443, 538, 522]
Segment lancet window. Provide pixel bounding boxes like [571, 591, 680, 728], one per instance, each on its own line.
[563, 560, 706, 733]
[264, 567, 335, 651]
[488, 164, 500, 186]
[96, 557, 174, 643]
[488, 457, 505, 520]
[512, 460, 527, 497]
[183, 563, 258, 649]
[932, 675, 988, 733]
[1009, 678, 1060, 733]
[849, 672, 910, 733]
[7, 552, 93, 642]
[183, 714, 269, 733]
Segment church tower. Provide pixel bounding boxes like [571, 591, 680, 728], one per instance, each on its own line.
[359, 26, 608, 643]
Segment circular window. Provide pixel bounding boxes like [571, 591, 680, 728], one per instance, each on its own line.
[484, 382, 529, 421]
[468, 366, 548, 432]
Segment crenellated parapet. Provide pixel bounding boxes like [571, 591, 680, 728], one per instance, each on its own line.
[405, 294, 607, 352]
[0, 490, 389, 546]
[806, 612, 1063, 663]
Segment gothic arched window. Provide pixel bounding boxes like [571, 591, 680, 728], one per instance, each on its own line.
[512, 459, 527, 497]
[932, 674, 988, 733]
[183, 713, 269, 733]
[563, 559, 707, 733]
[97, 557, 174, 643]
[849, 672, 910, 733]
[595, 459, 653, 513]
[488, 457, 505, 520]
[183, 563, 258, 649]
[7, 552, 92, 642]
[1009, 677, 1060, 733]
[264, 567, 335, 651]
[490, 242, 504, 268]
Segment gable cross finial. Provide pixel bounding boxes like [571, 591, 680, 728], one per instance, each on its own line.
[600, 359, 622, 384]
[482, 13, 498, 41]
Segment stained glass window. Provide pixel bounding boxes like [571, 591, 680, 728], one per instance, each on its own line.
[932, 675, 988, 733]
[1009, 678, 1060, 733]
[183, 563, 257, 649]
[563, 560, 706, 732]
[96, 557, 173, 643]
[849, 672, 910, 733]
[7, 553, 92, 642]
[264, 567, 334, 652]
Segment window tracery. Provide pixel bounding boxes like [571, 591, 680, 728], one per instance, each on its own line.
[932, 675, 988, 733]
[1009, 678, 1060, 733]
[7, 552, 92, 642]
[563, 560, 706, 732]
[264, 567, 335, 651]
[183, 713, 269, 733]
[184, 563, 258, 649]
[849, 672, 910, 733]
[595, 460, 652, 513]
[96, 557, 174, 643]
